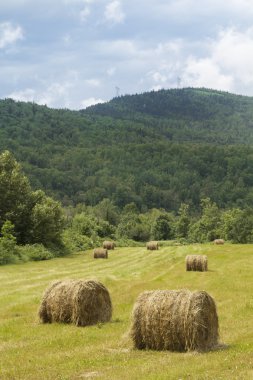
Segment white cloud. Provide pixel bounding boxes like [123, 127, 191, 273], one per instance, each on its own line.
[81, 97, 105, 108]
[104, 1, 125, 24]
[107, 67, 116, 76]
[7, 82, 74, 108]
[63, 34, 72, 45]
[183, 57, 233, 91]
[212, 28, 253, 86]
[97, 39, 136, 58]
[181, 27, 253, 93]
[7, 88, 35, 102]
[150, 85, 163, 91]
[151, 71, 168, 83]
[80, 6, 90, 21]
[64, 0, 94, 3]
[156, 0, 253, 18]
[85, 78, 101, 86]
[0, 22, 24, 49]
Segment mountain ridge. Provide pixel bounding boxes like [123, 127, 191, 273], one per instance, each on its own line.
[1, 88, 253, 210]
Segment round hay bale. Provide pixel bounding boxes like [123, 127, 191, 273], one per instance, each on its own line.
[38, 280, 112, 326]
[214, 239, 224, 245]
[94, 248, 108, 259]
[130, 289, 219, 352]
[103, 241, 115, 250]
[146, 241, 159, 250]
[186, 255, 208, 271]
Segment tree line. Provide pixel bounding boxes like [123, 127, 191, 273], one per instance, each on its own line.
[1, 151, 253, 265]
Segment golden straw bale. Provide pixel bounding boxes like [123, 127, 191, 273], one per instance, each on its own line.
[214, 239, 225, 245]
[94, 248, 108, 259]
[186, 255, 208, 271]
[146, 241, 159, 250]
[130, 289, 219, 352]
[102, 241, 115, 250]
[38, 280, 112, 326]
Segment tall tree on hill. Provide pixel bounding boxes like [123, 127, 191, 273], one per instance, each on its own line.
[0, 150, 33, 242]
[0, 150, 65, 249]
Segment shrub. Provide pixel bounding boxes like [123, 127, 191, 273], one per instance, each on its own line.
[18, 244, 54, 261]
[0, 221, 20, 265]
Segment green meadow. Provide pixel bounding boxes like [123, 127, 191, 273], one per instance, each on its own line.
[0, 244, 253, 380]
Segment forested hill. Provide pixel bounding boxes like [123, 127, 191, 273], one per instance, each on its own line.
[84, 88, 253, 144]
[1, 87, 253, 211]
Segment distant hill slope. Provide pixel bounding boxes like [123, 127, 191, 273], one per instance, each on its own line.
[1, 88, 253, 210]
[84, 87, 253, 144]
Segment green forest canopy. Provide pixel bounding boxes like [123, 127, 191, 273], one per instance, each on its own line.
[1, 87, 253, 211]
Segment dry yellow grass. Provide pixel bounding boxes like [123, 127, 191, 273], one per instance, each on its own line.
[0, 244, 252, 379]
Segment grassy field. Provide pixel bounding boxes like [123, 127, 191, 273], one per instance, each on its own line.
[0, 244, 253, 380]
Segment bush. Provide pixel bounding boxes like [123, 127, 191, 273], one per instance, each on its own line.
[151, 213, 175, 240]
[0, 242, 18, 265]
[18, 244, 54, 261]
[0, 221, 20, 265]
[188, 198, 221, 243]
[63, 229, 100, 252]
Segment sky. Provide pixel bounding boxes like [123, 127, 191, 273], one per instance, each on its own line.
[1, 0, 253, 109]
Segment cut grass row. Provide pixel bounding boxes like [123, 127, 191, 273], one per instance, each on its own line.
[0, 244, 253, 379]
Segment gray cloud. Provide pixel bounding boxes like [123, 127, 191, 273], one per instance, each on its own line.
[1, 1, 253, 108]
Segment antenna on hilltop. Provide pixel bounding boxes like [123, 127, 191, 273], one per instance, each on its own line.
[177, 76, 182, 89]
[115, 86, 120, 97]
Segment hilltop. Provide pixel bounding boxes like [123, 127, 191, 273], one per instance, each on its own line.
[1, 88, 253, 210]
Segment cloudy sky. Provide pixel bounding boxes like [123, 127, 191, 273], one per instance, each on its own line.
[1, 0, 253, 109]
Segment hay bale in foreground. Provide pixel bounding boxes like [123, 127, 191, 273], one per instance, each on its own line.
[130, 289, 219, 352]
[38, 280, 112, 326]
[214, 239, 224, 245]
[186, 255, 208, 271]
[103, 241, 115, 250]
[94, 248, 108, 259]
[146, 241, 159, 250]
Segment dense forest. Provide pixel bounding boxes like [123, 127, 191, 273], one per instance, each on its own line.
[1, 87, 253, 211]
[2, 87, 253, 264]
[2, 149, 253, 266]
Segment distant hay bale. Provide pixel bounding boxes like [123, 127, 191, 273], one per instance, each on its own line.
[103, 241, 115, 250]
[38, 280, 112, 326]
[130, 289, 219, 352]
[214, 239, 224, 245]
[146, 241, 159, 250]
[186, 255, 208, 272]
[94, 248, 108, 259]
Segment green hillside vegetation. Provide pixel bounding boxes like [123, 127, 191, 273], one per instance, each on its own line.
[0, 151, 66, 264]
[2, 149, 253, 267]
[1, 88, 253, 210]
[0, 244, 252, 379]
[1, 89, 253, 379]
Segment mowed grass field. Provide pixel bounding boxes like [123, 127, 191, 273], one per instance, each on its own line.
[0, 244, 253, 380]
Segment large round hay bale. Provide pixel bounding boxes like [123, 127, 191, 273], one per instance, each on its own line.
[186, 255, 208, 271]
[214, 239, 224, 245]
[94, 248, 108, 259]
[103, 241, 115, 250]
[130, 289, 219, 352]
[146, 241, 159, 250]
[38, 280, 112, 326]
